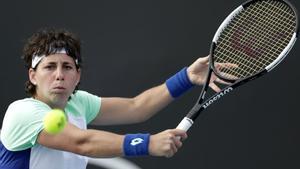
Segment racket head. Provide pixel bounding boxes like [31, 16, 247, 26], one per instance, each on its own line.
[209, 0, 298, 83]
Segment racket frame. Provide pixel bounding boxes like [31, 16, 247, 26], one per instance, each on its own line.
[176, 0, 298, 131]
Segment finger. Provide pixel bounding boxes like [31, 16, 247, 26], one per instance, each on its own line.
[209, 82, 221, 92]
[174, 131, 188, 142]
[169, 141, 177, 157]
[169, 129, 185, 135]
[170, 129, 188, 139]
[177, 132, 188, 140]
[215, 62, 239, 69]
[164, 139, 176, 158]
[218, 72, 239, 80]
[215, 77, 231, 85]
[174, 137, 183, 148]
[215, 62, 238, 71]
[198, 55, 210, 64]
[166, 152, 174, 158]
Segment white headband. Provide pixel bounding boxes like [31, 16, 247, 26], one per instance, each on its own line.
[31, 48, 78, 68]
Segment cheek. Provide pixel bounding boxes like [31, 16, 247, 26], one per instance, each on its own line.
[68, 75, 80, 87]
[36, 73, 55, 87]
[37, 80, 49, 90]
[37, 75, 51, 84]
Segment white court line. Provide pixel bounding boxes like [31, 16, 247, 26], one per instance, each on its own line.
[88, 157, 142, 169]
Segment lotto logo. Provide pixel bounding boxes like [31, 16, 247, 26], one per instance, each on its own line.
[130, 138, 144, 146]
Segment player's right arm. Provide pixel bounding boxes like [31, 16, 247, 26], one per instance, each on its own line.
[37, 123, 187, 158]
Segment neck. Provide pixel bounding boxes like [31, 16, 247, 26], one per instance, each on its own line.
[48, 102, 67, 110]
[33, 95, 68, 110]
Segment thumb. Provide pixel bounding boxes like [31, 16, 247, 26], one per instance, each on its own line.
[171, 129, 188, 140]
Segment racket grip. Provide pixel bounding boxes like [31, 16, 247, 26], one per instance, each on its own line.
[176, 117, 194, 131]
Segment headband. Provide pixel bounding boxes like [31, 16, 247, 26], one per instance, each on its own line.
[31, 48, 78, 68]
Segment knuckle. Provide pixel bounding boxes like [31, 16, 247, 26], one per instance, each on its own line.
[165, 129, 171, 133]
[166, 134, 173, 140]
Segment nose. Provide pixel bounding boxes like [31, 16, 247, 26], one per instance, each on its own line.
[55, 67, 65, 81]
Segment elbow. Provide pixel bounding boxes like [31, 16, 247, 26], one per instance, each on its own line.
[131, 98, 153, 123]
[65, 133, 95, 157]
[135, 114, 151, 123]
[76, 145, 95, 157]
[67, 139, 88, 156]
[71, 140, 97, 157]
[128, 112, 152, 124]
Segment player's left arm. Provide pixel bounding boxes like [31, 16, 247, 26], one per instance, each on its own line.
[90, 83, 173, 125]
[90, 55, 224, 126]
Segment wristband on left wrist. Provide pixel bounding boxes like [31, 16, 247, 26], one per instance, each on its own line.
[166, 67, 194, 98]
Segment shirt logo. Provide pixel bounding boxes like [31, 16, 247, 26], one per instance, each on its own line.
[130, 138, 144, 146]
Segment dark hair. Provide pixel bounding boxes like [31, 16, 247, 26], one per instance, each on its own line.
[22, 28, 82, 96]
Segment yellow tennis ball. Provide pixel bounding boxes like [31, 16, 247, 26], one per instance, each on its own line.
[43, 109, 67, 134]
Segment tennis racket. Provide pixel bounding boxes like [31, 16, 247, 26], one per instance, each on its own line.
[176, 0, 298, 131]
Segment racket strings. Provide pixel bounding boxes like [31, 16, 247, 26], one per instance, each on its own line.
[231, 1, 294, 73]
[241, 2, 294, 61]
[216, 2, 292, 76]
[218, 1, 293, 76]
[213, 0, 296, 80]
[217, 1, 295, 78]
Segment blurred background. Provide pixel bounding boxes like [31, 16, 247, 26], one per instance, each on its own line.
[0, 0, 299, 169]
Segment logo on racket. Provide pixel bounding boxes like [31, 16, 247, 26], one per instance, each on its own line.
[130, 138, 144, 146]
[230, 27, 288, 59]
[231, 30, 263, 59]
[203, 87, 233, 109]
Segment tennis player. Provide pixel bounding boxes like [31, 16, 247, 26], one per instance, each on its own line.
[0, 28, 223, 169]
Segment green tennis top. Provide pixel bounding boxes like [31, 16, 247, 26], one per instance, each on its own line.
[1, 90, 101, 151]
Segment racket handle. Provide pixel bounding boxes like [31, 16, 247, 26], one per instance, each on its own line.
[176, 117, 194, 131]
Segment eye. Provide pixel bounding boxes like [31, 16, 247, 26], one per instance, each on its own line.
[64, 65, 74, 70]
[44, 65, 55, 70]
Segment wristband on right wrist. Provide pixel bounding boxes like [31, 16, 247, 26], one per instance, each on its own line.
[123, 133, 150, 157]
[166, 67, 194, 98]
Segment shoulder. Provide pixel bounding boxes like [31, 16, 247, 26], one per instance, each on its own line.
[72, 90, 99, 98]
[69, 90, 101, 105]
[9, 98, 49, 107]
[5, 98, 50, 120]
[1, 98, 51, 151]
[67, 90, 101, 124]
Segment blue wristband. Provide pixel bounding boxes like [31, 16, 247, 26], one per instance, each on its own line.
[166, 67, 194, 98]
[123, 133, 150, 156]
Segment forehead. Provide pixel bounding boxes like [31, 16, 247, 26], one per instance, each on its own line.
[40, 54, 75, 64]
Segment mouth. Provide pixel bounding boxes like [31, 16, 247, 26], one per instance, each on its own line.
[54, 86, 65, 89]
[52, 86, 66, 92]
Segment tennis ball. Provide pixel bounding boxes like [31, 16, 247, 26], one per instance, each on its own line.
[43, 109, 67, 134]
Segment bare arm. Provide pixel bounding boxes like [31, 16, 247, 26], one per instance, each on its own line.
[91, 55, 228, 126]
[38, 123, 124, 157]
[37, 123, 187, 158]
[91, 83, 173, 125]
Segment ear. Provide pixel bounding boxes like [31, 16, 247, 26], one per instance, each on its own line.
[76, 68, 81, 85]
[29, 68, 37, 85]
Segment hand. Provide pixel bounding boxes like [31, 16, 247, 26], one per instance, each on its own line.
[187, 55, 236, 92]
[148, 129, 187, 158]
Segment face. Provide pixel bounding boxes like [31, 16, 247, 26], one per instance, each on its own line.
[29, 54, 81, 108]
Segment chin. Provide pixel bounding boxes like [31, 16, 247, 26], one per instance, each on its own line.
[51, 93, 69, 102]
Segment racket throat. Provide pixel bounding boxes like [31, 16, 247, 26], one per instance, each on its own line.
[202, 87, 233, 109]
[188, 86, 234, 121]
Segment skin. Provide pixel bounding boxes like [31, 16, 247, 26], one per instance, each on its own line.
[29, 54, 81, 109]
[31, 54, 227, 158]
